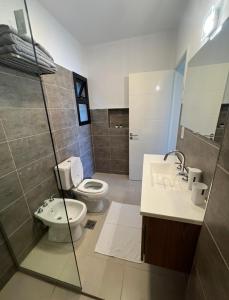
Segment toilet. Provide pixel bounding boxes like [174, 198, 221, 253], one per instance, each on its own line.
[55, 157, 109, 213]
[34, 198, 87, 243]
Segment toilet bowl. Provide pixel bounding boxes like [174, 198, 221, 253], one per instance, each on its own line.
[74, 178, 108, 212]
[55, 157, 109, 212]
[34, 198, 87, 242]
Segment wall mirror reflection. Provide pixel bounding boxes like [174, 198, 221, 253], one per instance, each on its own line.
[181, 19, 229, 145]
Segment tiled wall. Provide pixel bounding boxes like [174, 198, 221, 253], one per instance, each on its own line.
[0, 64, 94, 288]
[0, 64, 58, 271]
[91, 109, 129, 174]
[177, 127, 220, 191]
[0, 230, 16, 289]
[42, 65, 94, 178]
[180, 124, 229, 299]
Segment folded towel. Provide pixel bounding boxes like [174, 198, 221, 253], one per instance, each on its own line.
[0, 33, 55, 64]
[0, 45, 56, 71]
[0, 24, 53, 59]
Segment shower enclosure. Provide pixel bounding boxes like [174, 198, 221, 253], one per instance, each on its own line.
[0, 0, 81, 291]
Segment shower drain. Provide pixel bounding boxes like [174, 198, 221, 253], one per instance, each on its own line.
[84, 220, 97, 230]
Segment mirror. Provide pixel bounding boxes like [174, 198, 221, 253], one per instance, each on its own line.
[181, 19, 229, 145]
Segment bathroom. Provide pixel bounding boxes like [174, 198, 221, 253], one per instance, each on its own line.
[0, 0, 229, 299]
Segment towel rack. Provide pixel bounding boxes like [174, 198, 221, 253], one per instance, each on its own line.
[0, 52, 56, 75]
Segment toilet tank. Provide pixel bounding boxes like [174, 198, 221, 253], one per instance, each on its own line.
[54, 158, 73, 190]
[54, 157, 84, 190]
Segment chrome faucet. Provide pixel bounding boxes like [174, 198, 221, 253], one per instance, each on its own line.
[164, 150, 188, 176]
[49, 194, 56, 202]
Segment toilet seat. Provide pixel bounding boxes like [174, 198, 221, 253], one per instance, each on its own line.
[76, 179, 108, 194]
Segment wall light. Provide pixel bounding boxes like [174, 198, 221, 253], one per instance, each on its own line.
[155, 85, 161, 91]
[202, 5, 220, 41]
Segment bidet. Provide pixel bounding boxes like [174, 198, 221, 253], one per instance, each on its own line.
[34, 198, 87, 242]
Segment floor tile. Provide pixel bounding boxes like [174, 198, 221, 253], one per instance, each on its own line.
[58, 255, 81, 287]
[21, 234, 80, 286]
[0, 272, 54, 300]
[50, 287, 92, 300]
[78, 255, 124, 300]
[121, 265, 186, 300]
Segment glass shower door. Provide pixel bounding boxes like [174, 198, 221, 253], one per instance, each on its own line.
[0, 0, 81, 291]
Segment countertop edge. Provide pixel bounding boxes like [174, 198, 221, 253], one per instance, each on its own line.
[140, 210, 203, 225]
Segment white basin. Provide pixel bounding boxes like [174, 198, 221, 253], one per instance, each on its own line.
[141, 154, 206, 225]
[151, 162, 177, 175]
[150, 162, 187, 191]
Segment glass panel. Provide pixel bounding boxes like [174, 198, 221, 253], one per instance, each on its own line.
[79, 103, 89, 122]
[76, 80, 86, 98]
[0, 0, 81, 290]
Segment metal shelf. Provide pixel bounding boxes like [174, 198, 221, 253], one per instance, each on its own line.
[0, 52, 56, 75]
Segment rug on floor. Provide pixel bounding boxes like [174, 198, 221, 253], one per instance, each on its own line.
[95, 202, 142, 263]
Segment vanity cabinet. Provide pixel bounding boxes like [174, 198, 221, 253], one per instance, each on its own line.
[141, 216, 201, 273]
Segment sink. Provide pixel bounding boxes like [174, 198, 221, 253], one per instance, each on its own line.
[150, 162, 186, 191]
[151, 162, 177, 175]
[141, 154, 206, 226]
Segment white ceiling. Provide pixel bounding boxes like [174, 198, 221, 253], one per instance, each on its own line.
[38, 0, 188, 45]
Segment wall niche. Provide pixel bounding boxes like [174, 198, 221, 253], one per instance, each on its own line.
[108, 108, 129, 129]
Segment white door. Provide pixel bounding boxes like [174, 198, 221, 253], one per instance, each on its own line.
[129, 70, 175, 180]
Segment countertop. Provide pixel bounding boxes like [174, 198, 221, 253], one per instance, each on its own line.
[140, 154, 206, 225]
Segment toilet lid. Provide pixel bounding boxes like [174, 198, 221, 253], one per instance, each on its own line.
[70, 157, 83, 187]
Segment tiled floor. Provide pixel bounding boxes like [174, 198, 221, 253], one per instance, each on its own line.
[20, 234, 80, 287]
[0, 173, 187, 300]
[0, 272, 91, 300]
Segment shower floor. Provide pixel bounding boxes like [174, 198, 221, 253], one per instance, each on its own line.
[13, 173, 186, 299]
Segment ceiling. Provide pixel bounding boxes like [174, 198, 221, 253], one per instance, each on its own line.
[39, 0, 188, 45]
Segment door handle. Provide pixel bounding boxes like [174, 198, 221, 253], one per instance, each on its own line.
[130, 133, 138, 140]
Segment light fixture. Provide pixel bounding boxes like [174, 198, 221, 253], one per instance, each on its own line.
[202, 5, 220, 41]
[155, 85, 160, 91]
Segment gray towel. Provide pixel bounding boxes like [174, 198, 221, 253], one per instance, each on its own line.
[0, 44, 56, 70]
[0, 24, 53, 59]
[0, 33, 55, 65]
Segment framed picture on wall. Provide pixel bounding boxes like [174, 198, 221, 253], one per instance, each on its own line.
[73, 72, 91, 126]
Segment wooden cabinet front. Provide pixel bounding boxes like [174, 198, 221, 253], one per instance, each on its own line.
[141, 216, 201, 273]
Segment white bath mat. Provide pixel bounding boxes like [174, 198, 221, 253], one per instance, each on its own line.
[95, 202, 142, 263]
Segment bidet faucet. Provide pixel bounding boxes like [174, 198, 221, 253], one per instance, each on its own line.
[164, 150, 187, 176]
[49, 194, 56, 202]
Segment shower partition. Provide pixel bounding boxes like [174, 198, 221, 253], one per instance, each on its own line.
[0, 0, 81, 291]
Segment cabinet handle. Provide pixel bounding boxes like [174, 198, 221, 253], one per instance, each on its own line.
[141, 222, 146, 261]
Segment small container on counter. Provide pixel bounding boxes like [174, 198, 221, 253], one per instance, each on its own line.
[188, 168, 202, 190]
[191, 182, 208, 206]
